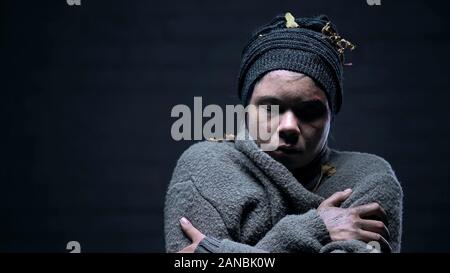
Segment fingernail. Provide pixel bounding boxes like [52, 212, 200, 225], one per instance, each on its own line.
[344, 188, 352, 193]
[180, 217, 190, 225]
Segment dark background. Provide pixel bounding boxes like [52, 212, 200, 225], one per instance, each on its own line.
[2, 0, 450, 252]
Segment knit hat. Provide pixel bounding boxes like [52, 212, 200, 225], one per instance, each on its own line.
[237, 12, 355, 115]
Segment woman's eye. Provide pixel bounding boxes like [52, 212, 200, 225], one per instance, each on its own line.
[297, 104, 326, 122]
[265, 105, 282, 115]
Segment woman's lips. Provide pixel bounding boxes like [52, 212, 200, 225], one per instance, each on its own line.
[275, 146, 303, 155]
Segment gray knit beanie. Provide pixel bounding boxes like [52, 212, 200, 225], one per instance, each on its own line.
[237, 12, 355, 115]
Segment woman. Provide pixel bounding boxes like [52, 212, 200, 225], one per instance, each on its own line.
[164, 12, 403, 253]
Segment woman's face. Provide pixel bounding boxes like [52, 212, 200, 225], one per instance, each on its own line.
[248, 70, 331, 170]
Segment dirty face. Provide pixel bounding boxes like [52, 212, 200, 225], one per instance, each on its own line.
[248, 70, 331, 170]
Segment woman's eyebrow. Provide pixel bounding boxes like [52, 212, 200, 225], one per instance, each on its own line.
[254, 96, 326, 108]
[254, 96, 283, 105]
[298, 99, 326, 107]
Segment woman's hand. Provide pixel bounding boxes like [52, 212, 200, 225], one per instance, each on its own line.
[177, 217, 206, 253]
[317, 189, 392, 252]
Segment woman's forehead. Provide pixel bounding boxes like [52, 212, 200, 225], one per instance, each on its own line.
[253, 70, 328, 103]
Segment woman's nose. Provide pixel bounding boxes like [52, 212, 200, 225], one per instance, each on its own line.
[278, 111, 300, 144]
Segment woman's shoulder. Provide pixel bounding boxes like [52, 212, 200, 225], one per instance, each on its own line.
[328, 150, 402, 188]
[169, 140, 253, 189]
[168, 140, 266, 211]
[328, 149, 396, 176]
[323, 149, 402, 197]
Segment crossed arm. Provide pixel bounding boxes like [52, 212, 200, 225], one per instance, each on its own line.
[164, 172, 402, 253]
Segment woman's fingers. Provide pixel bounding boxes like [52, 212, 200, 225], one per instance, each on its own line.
[358, 219, 390, 241]
[179, 217, 205, 243]
[319, 189, 352, 208]
[353, 202, 388, 223]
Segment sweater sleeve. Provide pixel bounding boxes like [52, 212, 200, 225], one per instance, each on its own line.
[319, 172, 403, 253]
[164, 180, 330, 253]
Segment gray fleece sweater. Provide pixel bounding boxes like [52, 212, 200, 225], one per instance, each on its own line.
[164, 138, 403, 253]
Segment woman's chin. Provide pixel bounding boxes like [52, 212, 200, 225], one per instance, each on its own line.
[267, 151, 310, 169]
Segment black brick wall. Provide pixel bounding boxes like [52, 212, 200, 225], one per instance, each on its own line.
[2, 0, 450, 252]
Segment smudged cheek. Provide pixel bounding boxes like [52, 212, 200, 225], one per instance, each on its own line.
[300, 120, 330, 147]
